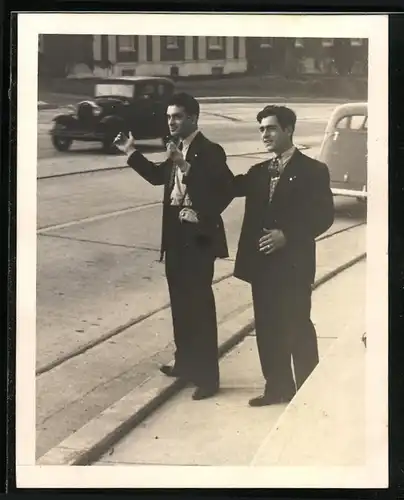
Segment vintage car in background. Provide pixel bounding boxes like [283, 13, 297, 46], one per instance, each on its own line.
[318, 102, 368, 202]
[50, 76, 175, 152]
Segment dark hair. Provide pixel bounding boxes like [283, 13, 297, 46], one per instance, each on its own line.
[167, 92, 200, 119]
[256, 105, 297, 133]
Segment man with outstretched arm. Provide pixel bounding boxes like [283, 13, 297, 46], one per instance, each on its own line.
[115, 92, 234, 400]
[232, 105, 334, 407]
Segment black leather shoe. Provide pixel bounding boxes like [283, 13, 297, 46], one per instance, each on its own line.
[159, 365, 183, 378]
[192, 386, 219, 400]
[248, 393, 293, 407]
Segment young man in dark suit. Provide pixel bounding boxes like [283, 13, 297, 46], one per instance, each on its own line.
[115, 92, 234, 400]
[233, 105, 334, 407]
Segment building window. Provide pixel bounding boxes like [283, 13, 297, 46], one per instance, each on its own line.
[160, 36, 185, 62]
[117, 36, 138, 62]
[121, 69, 136, 76]
[351, 38, 364, 46]
[322, 38, 334, 47]
[260, 37, 273, 48]
[208, 36, 223, 50]
[295, 38, 304, 48]
[166, 36, 179, 49]
[118, 35, 136, 52]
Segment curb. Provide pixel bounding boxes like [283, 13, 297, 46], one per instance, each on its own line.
[248, 322, 365, 467]
[37, 252, 366, 466]
[38, 95, 355, 111]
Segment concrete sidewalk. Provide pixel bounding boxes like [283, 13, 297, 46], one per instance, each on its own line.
[91, 260, 366, 470]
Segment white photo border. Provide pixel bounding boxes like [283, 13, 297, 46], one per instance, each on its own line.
[16, 12, 388, 488]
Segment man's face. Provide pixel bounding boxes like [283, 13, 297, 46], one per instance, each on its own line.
[167, 105, 196, 139]
[259, 115, 292, 154]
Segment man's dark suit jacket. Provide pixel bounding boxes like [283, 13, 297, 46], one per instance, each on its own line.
[127, 132, 234, 260]
[233, 149, 334, 285]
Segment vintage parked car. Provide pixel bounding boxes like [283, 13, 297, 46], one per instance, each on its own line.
[318, 102, 368, 201]
[50, 76, 175, 152]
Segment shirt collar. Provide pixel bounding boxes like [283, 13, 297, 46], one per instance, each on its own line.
[269, 145, 296, 164]
[181, 129, 199, 149]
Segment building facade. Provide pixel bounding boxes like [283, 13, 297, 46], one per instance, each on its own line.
[38, 35, 367, 79]
[245, 37, 368, 76]
[39, 35, 248, 78]
[91, 35, 247, 77]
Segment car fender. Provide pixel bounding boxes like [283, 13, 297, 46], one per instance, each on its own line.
[52, 114, 77, 126]
[100, 115, 125, 127]
[100, 115, 127, 134]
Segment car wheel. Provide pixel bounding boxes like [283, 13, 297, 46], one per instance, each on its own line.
[102, 137, 118, 154]
[102, 127, 121, 154]
[52, 136, 73, 152]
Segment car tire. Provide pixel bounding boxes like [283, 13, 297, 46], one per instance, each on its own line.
[102, 138, 118, 154]
[52, 136, 73, 152]
[102, 125, 122, 154]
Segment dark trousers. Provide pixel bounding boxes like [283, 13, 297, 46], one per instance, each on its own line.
[164, 209, 219, 389]
[251, 274, 319, 398]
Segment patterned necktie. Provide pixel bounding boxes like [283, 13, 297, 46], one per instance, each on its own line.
[168, 140, 183, 190]
[268, 156, 281, 202]
[268, 156, 281, 175]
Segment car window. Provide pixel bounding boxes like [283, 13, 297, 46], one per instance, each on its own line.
[157, 84, 173, 97]
[138, 83, 156, 99]
[335, 117, 349, 129]
[335, 114, 367, 131]
[350, 115, 367, 130]
[95, 84, 134, 98]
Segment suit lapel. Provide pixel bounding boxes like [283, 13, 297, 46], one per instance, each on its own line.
[184, 130, 203, 162]
[165, 159, 175, 192]
[252, 160, 272, 208]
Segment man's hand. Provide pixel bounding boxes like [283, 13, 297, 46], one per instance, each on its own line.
[113, 131, 136, 155]
[258, 228, 286, 255]
[166, 142, 190, 174]
[179, 208, 199, 224]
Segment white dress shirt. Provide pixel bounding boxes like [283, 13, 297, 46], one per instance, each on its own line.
[269, 145, 296, 174]
[170, 129, 199, 207]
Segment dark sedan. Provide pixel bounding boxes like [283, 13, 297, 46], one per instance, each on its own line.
[50, 76, 175, 153]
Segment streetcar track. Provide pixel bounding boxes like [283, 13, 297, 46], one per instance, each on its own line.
[37, 201, 161, 233]
[36, 149, 297, 181]
[38, 233, 161, 253]
[36, 221, 365, 377]
[37, 164, 130, 180]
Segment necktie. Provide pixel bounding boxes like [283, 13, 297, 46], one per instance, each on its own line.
[268, 156, 281, 202]
[168, 141, 183, 190]
[268, 156, 281, 176]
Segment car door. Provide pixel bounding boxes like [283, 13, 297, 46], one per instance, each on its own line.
[320, 113, 368, 192]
